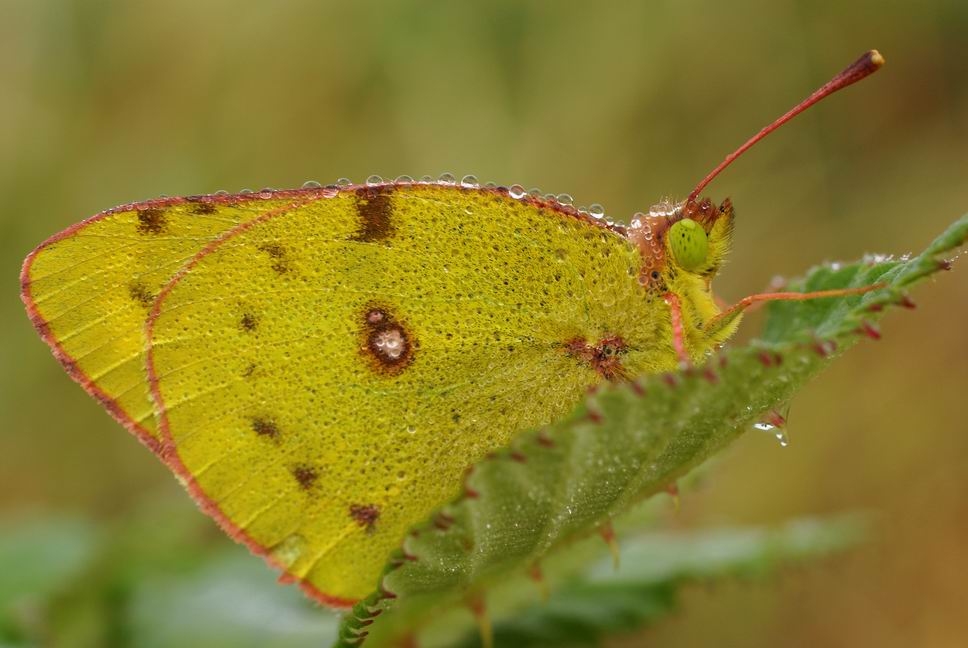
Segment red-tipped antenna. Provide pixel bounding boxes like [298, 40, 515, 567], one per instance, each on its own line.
[686, 49, 884, 204]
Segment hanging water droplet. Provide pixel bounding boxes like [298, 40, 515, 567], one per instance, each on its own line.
[753, 406, 790, 447]
[395, 175, 414, 183]
[577, 205, 589, 215]
[420, 174, 433, 183]
[556, 193, 574, 205]
[336, 177, 352, 187]
[240, 188, 253, 194]
[258, 189, 273, 198]
[302, 180, 322, 189]
[366, 174, 383, 186]
[528, 187, 542, 197]
[509, 184, 526, 199]
[589, 203, 605, 218]
[406, 424, 417, 434]
[460, 174, 479, 188]
[438, 172, 456, 184]
[483, 181, 497, 189]
[214, 189, 229, 196]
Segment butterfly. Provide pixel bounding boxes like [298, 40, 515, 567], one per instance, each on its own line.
[20, 51, 883, 605]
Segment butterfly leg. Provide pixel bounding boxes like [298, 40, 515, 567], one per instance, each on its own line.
[663, 293, 692, 368]
[705, 283, 886, 337]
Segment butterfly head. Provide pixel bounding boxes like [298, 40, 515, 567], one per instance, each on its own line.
[629, 50, 884, 295]
[628, 196, 734, 291]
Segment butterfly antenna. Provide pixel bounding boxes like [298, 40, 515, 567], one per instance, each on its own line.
[686, 50, 884, 204]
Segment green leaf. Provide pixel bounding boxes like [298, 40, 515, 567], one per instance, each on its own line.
[336, 214, 966, 647]
[0, 505, 340, 648]
[126, 550, 338, 648]
[0, 516, 100, 644]
[451, 515, 867, 648]
[0, 517, 100, 611]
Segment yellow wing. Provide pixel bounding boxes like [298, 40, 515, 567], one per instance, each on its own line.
[21, 191, 323, 450]
[146, 183, 670, 603]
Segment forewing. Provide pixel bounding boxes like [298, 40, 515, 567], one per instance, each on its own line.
[146, 184, 648, 603]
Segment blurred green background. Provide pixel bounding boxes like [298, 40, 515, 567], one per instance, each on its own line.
[1, 1, 966, 646]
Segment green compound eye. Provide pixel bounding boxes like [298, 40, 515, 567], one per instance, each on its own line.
[668, 218, 708, 271]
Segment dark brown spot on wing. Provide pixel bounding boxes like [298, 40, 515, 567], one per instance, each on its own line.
[352, 186, 394, 242]
[251, 416, 279, 439]
[128, 282, 154, 307]
[565, 335, 628, 381]
[360, 304, 414, 376]
[291, 465, 319, 490]
[258, 243, 289, 274]
[240, 312, 258, 332]
[137, 208, 167, 234]
[242, 363, 257, 378]
[186, 197, 217, 214]
[350, 503, 380, 531]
